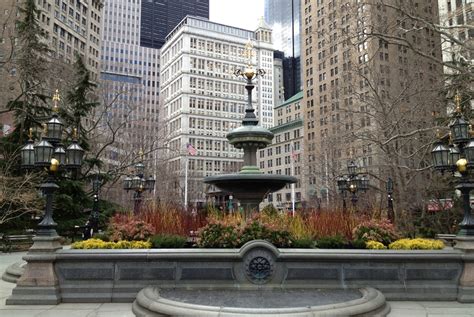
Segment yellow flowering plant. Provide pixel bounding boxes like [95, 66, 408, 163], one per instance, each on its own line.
[389, 238, 444, 250]
[71, 238, 151, 249]
[366, 240, 387, 249]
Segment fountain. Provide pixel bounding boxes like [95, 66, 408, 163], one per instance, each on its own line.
[204, 41, 296, 211]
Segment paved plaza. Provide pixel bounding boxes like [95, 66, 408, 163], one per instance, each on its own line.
[1, 251, 474, 317]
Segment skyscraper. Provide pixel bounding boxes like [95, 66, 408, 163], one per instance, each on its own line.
[159, 16, 274, 204]
[99, 0, 160, 205]
[99, 1, 210, 206]
[0, 0, 103, 135]
[264, 0, 301, 100]
[140, 0, 209, 49]
[301, 0, 443, 210]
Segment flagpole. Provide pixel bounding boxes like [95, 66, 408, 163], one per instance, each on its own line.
[291, 153, 295, 217]
[291, 142, 296, 217]
[184, 154, 188, 211]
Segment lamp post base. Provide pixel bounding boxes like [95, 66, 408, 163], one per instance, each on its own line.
[455, 236, 474, 303]
[6, 234, 62, 305]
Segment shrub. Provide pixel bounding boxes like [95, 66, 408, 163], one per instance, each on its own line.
[389, 238, 445, 250]
[108, 214, 154, 241]
[71, 238, 151, 249]
[261, 204, 279, 217]
[197, 216, 294, 248]
[366, 240, 387, 250]
[316, 235, 348, 248]
[198, 223, 240, 248]
[92, 232, 110, 242]
[292, 237, 315, 248]
[240, 220, 293, 247]
[351, 238, 367, 249]
[150, 234, 187, 248]
[352, 218, 399, 246]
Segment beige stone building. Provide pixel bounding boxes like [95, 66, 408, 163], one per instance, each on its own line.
[159, 16, 275, 204]
[301, 0, 443, 211]
[258, 91, 306, 210]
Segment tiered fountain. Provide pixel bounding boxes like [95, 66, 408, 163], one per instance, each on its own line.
[204, 42, 296, 211]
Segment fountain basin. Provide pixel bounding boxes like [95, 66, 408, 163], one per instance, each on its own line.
[204, 173, 296, 209]
[132, 286, 390, 316]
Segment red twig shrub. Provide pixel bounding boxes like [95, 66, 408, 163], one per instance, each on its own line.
[305, 210, 359, 240]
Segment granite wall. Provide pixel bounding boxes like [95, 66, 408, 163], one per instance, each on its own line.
[53, 240, 465, 303]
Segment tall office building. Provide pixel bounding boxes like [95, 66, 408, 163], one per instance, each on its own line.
[99, 0, 159, 205]
[140, 0, 209, 49]
[301, 0, 443, 209]
[98, 1, 210, 206]
[0, 0, 103, 131]
[264, 0, 301, 100]
[0, 0, 102, 79]
[160, 16, 274, 204]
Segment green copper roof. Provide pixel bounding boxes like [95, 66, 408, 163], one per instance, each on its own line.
[275, 91, 303, 109]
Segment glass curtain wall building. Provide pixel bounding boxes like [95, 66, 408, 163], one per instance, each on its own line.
[99, 0, 209, 205]
[264, 0, 301, 100]
[141, 0, 209, 49]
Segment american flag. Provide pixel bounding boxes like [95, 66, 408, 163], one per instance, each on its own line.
[186, 143, 197, 156]
[291, 144, 298, 162]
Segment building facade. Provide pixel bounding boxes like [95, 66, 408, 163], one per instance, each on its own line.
[273, 50, 285, 108]
[0, 0, 103, 130]
[438, 0, 473, 71]
[140, 0, 209, 49]
[99, 1, 210, 206]
[258, 91, 306, 210]
[98, 0, 160, 205]
[301, 0, 443, 210]
[159, 16, 274, 204]
[264, 0, 301, 99]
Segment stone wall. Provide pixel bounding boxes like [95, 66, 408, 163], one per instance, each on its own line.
[53, 240, 465, 303]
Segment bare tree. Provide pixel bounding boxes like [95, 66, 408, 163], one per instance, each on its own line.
[0, 148, 43, 225]
[301, 0, 463, 221]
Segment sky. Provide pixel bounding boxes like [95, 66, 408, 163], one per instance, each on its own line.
[209, 0, 265, 31]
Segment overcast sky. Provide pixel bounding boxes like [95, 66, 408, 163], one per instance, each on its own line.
[209, 0, 265, 31]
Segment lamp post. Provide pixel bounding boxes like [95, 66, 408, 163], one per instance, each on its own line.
[20, 90, 84, 237]
[336, 160, 369, 212]
[431, 93, 474, 237]
[9, 90, 85, 305]
[387, 177, 394, 222]
[123, 156, 155, 213]
[89, 174, 102, 235]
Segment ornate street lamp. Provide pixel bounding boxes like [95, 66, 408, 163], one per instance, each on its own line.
[66, 129, 85, 169]
[431, 93, 474, 237]
[19, 90, 84, 237]
[432, 141, 450, 170]
[20, 131, 35, 169]
[336, 160, 369, 212]
[123, 154, 155, 213]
